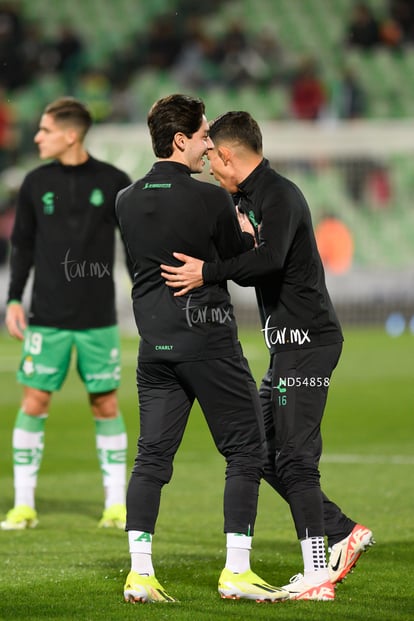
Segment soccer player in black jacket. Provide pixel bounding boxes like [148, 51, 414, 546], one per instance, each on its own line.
[2, 97, 131, 531]
[116, 95, 289, 604]
[161, 111, 374, 600]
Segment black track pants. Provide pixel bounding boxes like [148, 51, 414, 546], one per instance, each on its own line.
[126, 354, 266, 536]
[259, 343, 355, 543]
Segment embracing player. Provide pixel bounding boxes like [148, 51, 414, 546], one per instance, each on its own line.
[161, 110, 375, 600]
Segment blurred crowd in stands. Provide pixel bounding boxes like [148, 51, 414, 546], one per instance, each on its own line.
[345, 0, 414, 50]
[1, 0, 414, 125]
[0, 0, 411, 264]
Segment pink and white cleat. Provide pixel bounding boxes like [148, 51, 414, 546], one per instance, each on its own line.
[328, 523, 375, 584]
[282, 573, 335, 601]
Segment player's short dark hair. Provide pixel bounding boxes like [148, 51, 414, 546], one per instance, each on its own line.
[209, 111, 263, 154]
[44, 97, 93, 139]
[147, 94, 205, 158]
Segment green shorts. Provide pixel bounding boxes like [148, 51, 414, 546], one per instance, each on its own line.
[17, 325, 121, 393]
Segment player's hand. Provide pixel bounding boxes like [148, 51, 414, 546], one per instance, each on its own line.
[237, 207, 258, 246]
[5, 302, 26, 340]
[161, 253, 204, 297]
[237, 208, 255, 237]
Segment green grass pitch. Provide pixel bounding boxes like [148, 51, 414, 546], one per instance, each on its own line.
[0, 327, 413, 620]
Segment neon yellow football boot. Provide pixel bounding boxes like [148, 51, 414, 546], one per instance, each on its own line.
[0, 505, 39, 530]
[98, 503, 126, 529]
[124, 570, 177, 603]
[218, 568, 289, 602]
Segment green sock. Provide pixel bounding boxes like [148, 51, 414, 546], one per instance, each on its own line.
[95, 413, 127, 507]
[13, 409, 47, 508]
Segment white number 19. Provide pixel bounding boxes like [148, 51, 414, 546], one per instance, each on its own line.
[25, 331, 43, 355]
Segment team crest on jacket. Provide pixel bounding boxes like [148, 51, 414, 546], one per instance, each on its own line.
[42, 192, 55, 214]
[89, 188, 104, 206]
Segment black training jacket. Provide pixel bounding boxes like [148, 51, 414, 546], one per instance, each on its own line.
[8, 156, 131, 329]
[115, 161, 254, 362]
[202, 159, 343, 353]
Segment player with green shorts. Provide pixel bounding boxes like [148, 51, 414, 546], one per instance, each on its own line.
[1, 97, 132, 531]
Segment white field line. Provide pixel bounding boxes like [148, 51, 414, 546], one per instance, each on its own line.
[321, 454, 414, 465]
